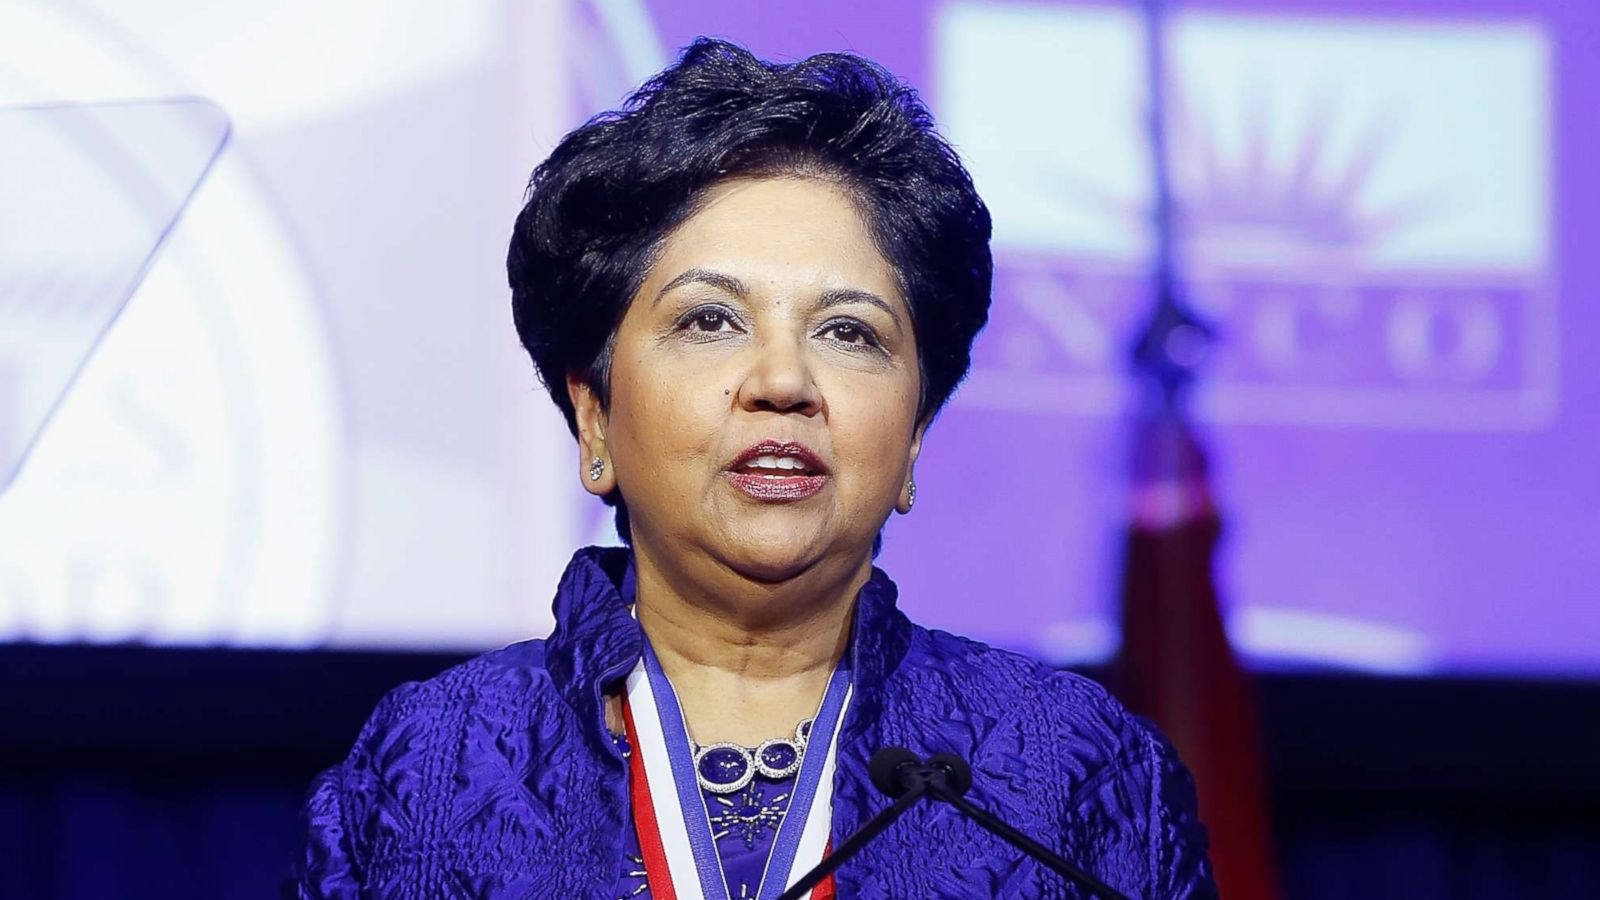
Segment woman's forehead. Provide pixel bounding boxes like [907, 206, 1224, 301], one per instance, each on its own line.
[643, 176, 904, 307]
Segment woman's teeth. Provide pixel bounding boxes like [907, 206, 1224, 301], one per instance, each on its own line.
[742, 454, 809, 475]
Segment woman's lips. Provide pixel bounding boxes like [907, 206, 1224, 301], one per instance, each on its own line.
[723, 440, 829, 501]
[726, 441, 828, 475]
[725, 470, 829, 501]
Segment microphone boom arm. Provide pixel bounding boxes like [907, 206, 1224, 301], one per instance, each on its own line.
[926, 782, 1132, 900]
[773, 778, 932, 900]
[777, 749, 1133, 900]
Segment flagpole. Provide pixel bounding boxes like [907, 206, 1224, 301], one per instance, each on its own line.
[1119, 5, 1282, 898]
[1131, 0, 1209, 407]
[1145, 0, 1177, 303]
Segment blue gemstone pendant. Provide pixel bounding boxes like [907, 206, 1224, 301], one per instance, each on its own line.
[690, 715, 814, 792]
[755, 738, 801, 779]
[694, 742, 754, 794]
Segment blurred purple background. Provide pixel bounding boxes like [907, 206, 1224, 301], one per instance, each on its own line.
[0, 0, 1593, 676]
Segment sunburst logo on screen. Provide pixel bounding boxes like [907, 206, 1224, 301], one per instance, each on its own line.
[1168, 90, 1449, 270]
[937, 5, 1554, 431]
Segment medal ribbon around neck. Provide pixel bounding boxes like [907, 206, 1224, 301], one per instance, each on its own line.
[623, 637, 852, 900]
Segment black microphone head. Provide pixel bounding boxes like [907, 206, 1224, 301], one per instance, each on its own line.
[925, 752, 973, 797]
[869, 747, 923, 798]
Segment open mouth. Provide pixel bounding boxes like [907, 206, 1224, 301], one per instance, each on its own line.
[732, 453, 823, 478]
[725, 442, 829, 501]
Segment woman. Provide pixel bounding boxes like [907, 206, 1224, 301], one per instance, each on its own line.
[297, 38, 1215, 899]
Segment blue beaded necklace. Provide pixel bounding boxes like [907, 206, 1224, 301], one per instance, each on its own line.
[691, 716, 813, 794]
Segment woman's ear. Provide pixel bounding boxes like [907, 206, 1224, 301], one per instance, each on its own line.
[567, 374, 616, 496]
[897, 417, 929, 514]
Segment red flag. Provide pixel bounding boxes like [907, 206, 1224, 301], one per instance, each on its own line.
[1115, 414, 1282, 900]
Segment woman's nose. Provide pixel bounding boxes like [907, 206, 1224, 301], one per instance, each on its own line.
[736, 334, 822, 416]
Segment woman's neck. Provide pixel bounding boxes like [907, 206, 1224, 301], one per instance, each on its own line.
[627, 542, 866, 746]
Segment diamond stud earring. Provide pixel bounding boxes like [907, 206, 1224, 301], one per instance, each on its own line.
[588, 457, 605, 482]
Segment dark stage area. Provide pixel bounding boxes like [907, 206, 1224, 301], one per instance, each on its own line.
[3, 645, 1596, 899]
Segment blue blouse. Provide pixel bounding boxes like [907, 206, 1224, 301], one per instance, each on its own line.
[296, 546, 1217, 898]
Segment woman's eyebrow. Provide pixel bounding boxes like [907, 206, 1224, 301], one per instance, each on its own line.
[653, 268, 748, 305]
[653, 270, 903, 330]
[816, 287, 904, 331]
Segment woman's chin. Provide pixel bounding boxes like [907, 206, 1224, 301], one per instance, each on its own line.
[719, 546, 821, 584]
[710, 530, 839, 585]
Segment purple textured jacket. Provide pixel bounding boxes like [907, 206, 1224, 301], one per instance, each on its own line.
[296, 546, 1217, 898]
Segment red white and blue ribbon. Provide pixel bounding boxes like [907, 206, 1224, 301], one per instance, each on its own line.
[624, 636, 851, 900]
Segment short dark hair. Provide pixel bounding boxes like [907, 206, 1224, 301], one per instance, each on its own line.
[508, 36, 993, 542]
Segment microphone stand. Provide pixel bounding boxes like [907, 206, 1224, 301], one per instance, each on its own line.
[774, 766, 932, 900]
[776, 750, 1132, 900]
[924, 781, 1130, 900]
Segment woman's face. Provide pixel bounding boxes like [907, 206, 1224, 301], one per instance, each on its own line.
[574, 176, 924, 584]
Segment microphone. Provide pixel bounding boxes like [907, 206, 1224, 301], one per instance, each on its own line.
[869, 746, 922, 797]
[914, 753, 1131, 900]
[775, 748, 1132, 900]
[923, 751, 974, 796]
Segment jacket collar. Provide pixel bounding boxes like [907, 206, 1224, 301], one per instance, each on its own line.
[543, 545, 913, 744]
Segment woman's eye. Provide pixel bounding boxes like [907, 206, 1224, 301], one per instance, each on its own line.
[821, 321, 880, 348]
[678, 307, 741, 334]
[693, 311, 728, 331]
